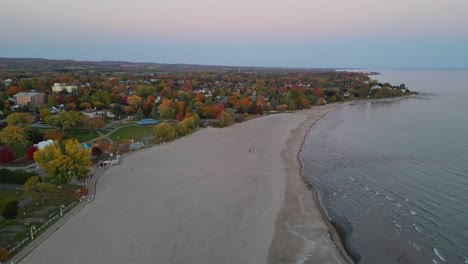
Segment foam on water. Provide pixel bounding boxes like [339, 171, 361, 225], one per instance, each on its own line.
[434, 248, 446, 262]
[413, 224, 422, 233]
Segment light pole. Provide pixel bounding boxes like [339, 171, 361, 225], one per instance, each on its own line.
[60, 204, 65, 217]
[30, 226, 36, 240]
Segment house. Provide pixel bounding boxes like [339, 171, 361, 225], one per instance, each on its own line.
[14, 92, 45, 108]
[52, 83, 78, 93]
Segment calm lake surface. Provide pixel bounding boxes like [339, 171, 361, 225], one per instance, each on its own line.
[301, 70, 468, 264]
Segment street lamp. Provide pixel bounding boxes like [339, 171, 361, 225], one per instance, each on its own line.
[60, 204, 65, 217]
[30, 226, 36, 240]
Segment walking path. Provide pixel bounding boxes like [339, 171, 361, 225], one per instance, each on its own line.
[7, 161, 108, 263]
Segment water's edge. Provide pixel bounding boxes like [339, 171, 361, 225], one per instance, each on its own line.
[298, 104, 357, 263]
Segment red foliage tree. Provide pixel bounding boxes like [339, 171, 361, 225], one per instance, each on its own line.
[6, 86, 22, 96]
[0, 146, 15, 164]
[213, 104, 225, 119]
[176, 112, 184, 122]
[313, 87, 323, 97]
[26, 145, 38, 160]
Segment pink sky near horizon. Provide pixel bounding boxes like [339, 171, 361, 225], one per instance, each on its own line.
[3, 0, 468, 40]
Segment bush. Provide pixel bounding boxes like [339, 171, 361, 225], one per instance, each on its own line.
[0, 247, 10, 262]
[153, 123, 175, 141]
[1, 199, 19, 219]
[0, 168, 36, 184]
[218, 110, 234, 127]
[91, 146, 103, 157]
[176, 121, 188, 136]
[0, 146, 15, 164]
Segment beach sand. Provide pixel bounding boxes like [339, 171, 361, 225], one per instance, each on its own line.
[20, 108, 349, 264]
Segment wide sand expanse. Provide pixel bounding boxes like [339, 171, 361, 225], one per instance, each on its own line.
[21, 109, 347, 264]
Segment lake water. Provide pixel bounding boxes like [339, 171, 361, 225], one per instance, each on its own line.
[301, 70, 468, 264]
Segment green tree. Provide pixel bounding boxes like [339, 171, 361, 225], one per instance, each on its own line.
[0, 126, 27, 146]
[33, 139, 91, 184]
[137, 85, 156, 98]
[192, 113, 200, 127]
[151, 103, 158, 119]
[90, 90, 111, 109]
[45, 111, 83, 135]
[6, 112, 34, 127]
[137, 107, 144, 120]
[1, 199, 19, 219]
[153, 123, 175, 141]
[23, 176, 56, 204]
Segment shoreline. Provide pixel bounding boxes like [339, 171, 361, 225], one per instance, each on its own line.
[267, 103, 354, 264]
[267, 95, 415, 264]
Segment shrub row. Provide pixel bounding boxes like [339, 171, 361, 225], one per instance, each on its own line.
[0, 168, 37, 184]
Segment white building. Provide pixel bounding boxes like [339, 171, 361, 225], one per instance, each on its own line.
[52, 83, 78, 93]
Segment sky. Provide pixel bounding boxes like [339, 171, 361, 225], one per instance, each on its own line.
[1, 0, 468, 68]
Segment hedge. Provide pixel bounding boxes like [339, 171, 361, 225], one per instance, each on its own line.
[0, 168, 37, 184]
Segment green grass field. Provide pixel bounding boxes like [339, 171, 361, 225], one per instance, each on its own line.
[108, 125, 155, 142]
[34, 128, 99, 143]
[65, 129, 99, 143]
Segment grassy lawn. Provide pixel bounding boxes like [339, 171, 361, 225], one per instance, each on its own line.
[34, 128, 99, 143]
[108, 125, 155, 142]
[0, 185, 77, 250]
[65, 129, 99, 143]
[11, 144, 29, 159]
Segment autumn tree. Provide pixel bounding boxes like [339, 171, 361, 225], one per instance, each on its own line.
[26, 145, 38, 160]
[82, 116, 105, 133]
[0, 146, 15, 164]
[127, 95, 142, 109]
[44, 129, 63, 141]
[6, 86, 21, 96]
[159, 99, 175, 119]
[153, 123, 175, 141]
[23, 176, 56, 204]
[0, 126, 27, 146]
[176, 121, 188, 136]
[218, 110, 234, 127]
[33, 139, 91, 184]
[6, 112, 34, 127]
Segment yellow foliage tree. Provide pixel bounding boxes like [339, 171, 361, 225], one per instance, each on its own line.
[34, 139, 91, 184]
[6, 112, 33, 127]
[0, 126, 27, 146]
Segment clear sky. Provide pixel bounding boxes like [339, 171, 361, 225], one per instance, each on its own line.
[1, 0, 468, 68]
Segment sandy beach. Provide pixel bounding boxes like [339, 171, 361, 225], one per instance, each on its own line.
[20, 107, 349, 264]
